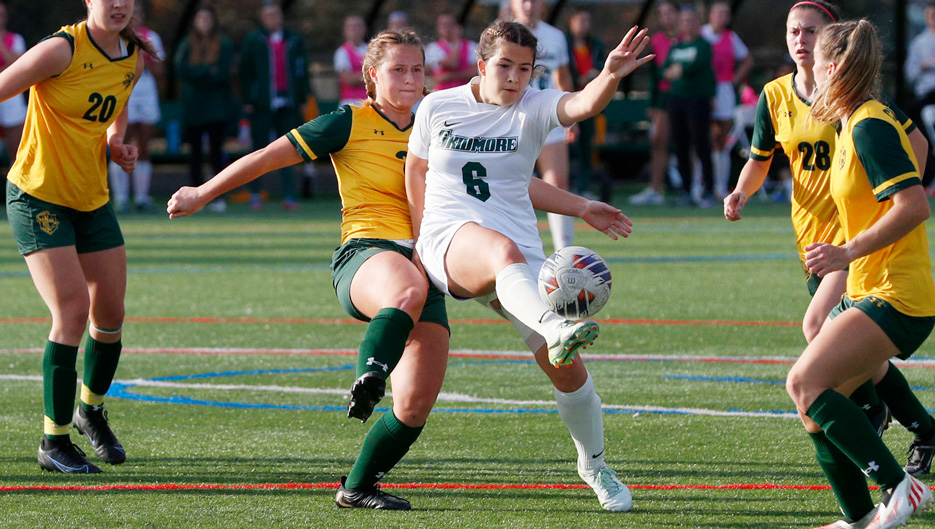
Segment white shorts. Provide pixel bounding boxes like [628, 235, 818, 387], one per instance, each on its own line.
[543, 126, 567, 146]
[417, 221, 548, 353]
[127, 75, 161, 125]
[712, 81, 737, 121]
[0, 93, 26, 127]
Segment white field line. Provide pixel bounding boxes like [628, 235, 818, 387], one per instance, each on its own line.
[0, 374, 796, 418]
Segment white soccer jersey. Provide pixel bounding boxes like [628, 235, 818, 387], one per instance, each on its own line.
[528, 20, 569, 91]
[410, 79, 565, 296]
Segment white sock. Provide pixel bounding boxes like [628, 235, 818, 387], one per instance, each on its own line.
[108, 161, 129, 207]
[133, 161, 152, 205]
[547, 213, 574, 251]
[495, 263, 564, 338]
[555, 371, 605, 473]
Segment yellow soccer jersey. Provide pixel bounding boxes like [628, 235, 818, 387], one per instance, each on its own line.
[287, 104, 413, 243]
[749, 73, 916, 264]
[832, 100, 935, 317]
[7, 21, 138, 211]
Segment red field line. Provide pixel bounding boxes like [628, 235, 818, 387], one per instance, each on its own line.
[0, 316, 800, 327]
[0, 482, 858, 493]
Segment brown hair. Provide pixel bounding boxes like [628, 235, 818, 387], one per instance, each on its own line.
[476, 19, 539, 67]
[789, 1, 840, 24]
[187, 5, 221, 65]
[362, 29, 427, 102]
[809, 19, 880, 123]
[125, 1, 159, 58]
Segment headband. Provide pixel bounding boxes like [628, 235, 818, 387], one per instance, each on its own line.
[791, 1, 837, 22]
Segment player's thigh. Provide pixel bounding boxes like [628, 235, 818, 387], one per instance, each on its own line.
[25, 246, 89, 317]
[445, 223, 525, 298]
[788, 308, 899, 407]
[802, 269, 847, 342]
[349, 248, 427, 320]
[390, 321, 450, 426]
[78, 245, 127, 326]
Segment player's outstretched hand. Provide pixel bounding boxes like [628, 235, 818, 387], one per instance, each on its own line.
[580, 200, 633, 240]
[804, 242, 852, 278]
[109, 140, 138, 174]
[167, 187, 206, 219]
[604, 26, 654, 81]
[723, 190, 748, 221]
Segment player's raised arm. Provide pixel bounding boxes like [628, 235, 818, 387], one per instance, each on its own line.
[557, 26, 654, 126]
[167, 136, 302, 218]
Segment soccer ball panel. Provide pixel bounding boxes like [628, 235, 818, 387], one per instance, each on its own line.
[538, 246, 612, 320]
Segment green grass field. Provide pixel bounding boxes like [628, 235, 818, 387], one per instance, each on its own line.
[2, 193, 935, 528]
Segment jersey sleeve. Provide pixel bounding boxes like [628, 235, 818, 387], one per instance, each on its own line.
[286, 105, 353, 162]
[408, 96, 433, 159]
[333, 47, 351, 72]
[731, 32, 749, 60]
[878, 93, 917, 135]
[527, 88, 566, 133]
[749, 91, 776, 161]
[852, 118, 921, 201]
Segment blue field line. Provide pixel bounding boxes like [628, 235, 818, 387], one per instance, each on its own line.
[111, 366, 805, 417]
[664, 375, 785, 385]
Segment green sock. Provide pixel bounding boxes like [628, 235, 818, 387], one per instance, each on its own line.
[356, 308, 414, 379]
[809, 431, 876, 521]
[42, 341, 78, 439]
[345, 410, 424, 490]
[849, 379, 881, 411]
[807, 389, 904, 490]
[876, 361, 935, 439]
[82, 337, 122, 410]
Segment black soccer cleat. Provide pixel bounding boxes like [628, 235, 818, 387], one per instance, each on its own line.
[37, 437, 102, 474]
[866, 403, 891, 438]
[906, 434, 935, 475]
[73, 406, 126, 464]
[334, 476, 411, 510]
[347, 372, 386, 423]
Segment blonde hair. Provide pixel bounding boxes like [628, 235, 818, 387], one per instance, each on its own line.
[362, 29, 427, 102]
[809, 19, 881, 123]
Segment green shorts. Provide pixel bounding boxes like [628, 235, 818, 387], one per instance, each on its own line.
[330, 238, 449, 331]
[804, 264, 822, 297]
[6, 180, 124, 255]
[830, 295, 935, 360]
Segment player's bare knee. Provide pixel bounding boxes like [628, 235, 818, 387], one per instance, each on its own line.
[801, 317, 822, 343]
[393, 393, 435, 425]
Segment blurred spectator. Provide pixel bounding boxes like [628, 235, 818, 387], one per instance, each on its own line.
[0, 1, 25, 166]
[387, 10, 408, 32]
[335, 15, 368, 107]
[564, 8, 605, 196]
[426, 13, 476, 91]
[240, 0, 308, 211]
[702, 1, 753, 199]
[664, 6, 716, 207]
[108, 1, 164, 212]
[175, 4, 234, 213]
[510, 0, 576, 251]
[630, 0, 678, 206]
[905, 0, 935, 188]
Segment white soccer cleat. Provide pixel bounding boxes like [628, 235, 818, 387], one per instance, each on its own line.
[578, 464, 632, 512]
[547, 320, 599, 367]
[812, 506, 879, 528]
[866, 472, 933, 529]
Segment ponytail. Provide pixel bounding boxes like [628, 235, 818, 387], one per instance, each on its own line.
[809, 19, 880, 123]
[121, 24, 159, 59]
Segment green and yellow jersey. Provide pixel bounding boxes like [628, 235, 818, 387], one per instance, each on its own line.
[832, 99, 935, 317]
[750, 73, 916, 265]
[7, 21, 139, 212]
[287, 104, 413, 243]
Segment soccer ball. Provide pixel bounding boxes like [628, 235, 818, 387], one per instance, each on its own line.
[538, 246, 612, 320]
